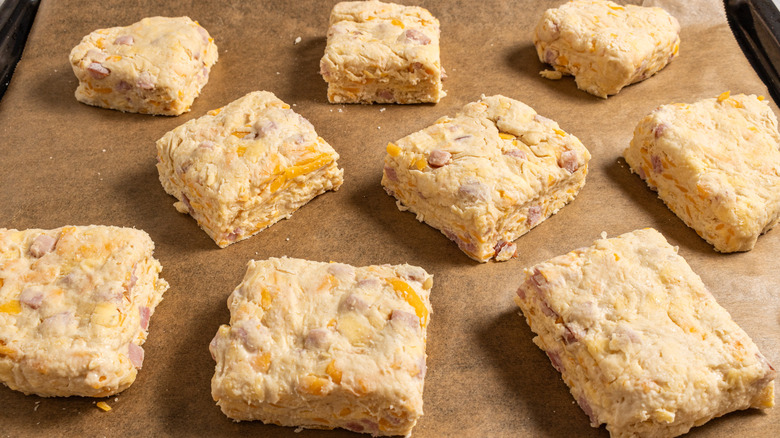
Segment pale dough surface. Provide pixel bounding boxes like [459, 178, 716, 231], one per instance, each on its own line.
[514, 228, 775, 438]
[0, 226, 168, 397]
[624, 93, 780, 252]
[69, 16, 218, 115]
[156, 91, 344, 247]
[320, 1, 445, 104]
[381, 94, 590, 262]
[210, 257, 432, 436]
[534, 0, 680, 98]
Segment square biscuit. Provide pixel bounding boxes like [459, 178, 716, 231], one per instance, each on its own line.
[156, 91, 344, 248]
[534, 0, 680, 98]
[514, 228, 776, 438]
[69, 16, 218, 115]
[0, 226, 169, 397]
[209, 257, 432, 436]
[624, 92, 780, 252]
[381, 94, 591, 262]
[320, 1, 445, 104]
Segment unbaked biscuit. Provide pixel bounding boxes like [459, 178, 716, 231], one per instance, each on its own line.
[514, 228, 775, 437]
[381, 94, 590, 262]
[210, 257, 432, 436]
[69, 16, 218, 115]
[0, 226, 169, 397]
[534, 0, 680, 98]
[156, 91, 344, 247]
[320, 1, 445, 104]
[624, 92, 780, 252]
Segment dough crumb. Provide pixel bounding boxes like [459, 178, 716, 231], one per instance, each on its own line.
[294, 36, 302, 44]
[540, 69, 563, 80]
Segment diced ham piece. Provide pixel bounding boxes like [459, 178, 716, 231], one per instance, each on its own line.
[197, 25, 210, 44]
[534, 114, 553, 124]
[493, 240, 517, 260]
[342, 293, 369, 312]
[116, 80, 132, 91]
[458, 181, 490, 202]
[345, 423, 365, 433]
[199, 140, 215, 150]
[136, 71, 154, 90]
[139, 306, 151, 330]
[40, 312, 75, 337]
[563, 324, 583, 344]
[181, 193, 194, 214]
[546, 350, 563, 372]
[443, 229, 478, 254]
[304, 328, 330, 349]
[209, 336, 219, 361]
[577, 396, 599, 426]
[254, 120, 278, 138]
[427, 149, 451, 168]
[327, 263, 355, 278]
[454, 135, 472, 142]
[399, 265, 427, 282]
[636, 166, 647, 180]
[390, 309, 420, 329]
[653, 124, 667, 139]
[527, 205, 542, 226]
[384, 165, 398, 182]
[30, 234, 57, 257]
[377, 89, 394, 100]
[355, 420, 379, 434]
[232, 327, 258, 352]
[539, 299, 557, 318]
[357, 278, 380, 289]
[416, 354, 427, 379]
[114, 35, 134, 45]
[403, 29, 431, 45]
[20, 288, 44, 309]
[545, 49, 558, 65]
[87, 62, 110, 79]
[320, 60, 335, 78]
[558, 150, 579, 173]
[504, 149, 527, 159]
[227, 228, 242, 242]
[128, 343, 144, 369]
[651, 155, 663, 174]
[529, 268, 546, 289]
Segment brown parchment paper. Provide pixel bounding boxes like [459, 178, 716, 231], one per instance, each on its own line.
[0, 1, 778, 437]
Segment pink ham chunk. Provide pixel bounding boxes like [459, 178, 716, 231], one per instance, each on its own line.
[87, 62, 110, 79]
[29, 234, 57, 257]
[128, 343, 144, 369]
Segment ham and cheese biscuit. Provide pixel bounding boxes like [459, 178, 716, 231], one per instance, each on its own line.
[534, 0, 680, 98]
[624, 92, 780, 252]
[320, 1, 445, 104]
[0, 226, 169, 397]
[156, 91, 344, 248]
[209, 257, 432, 436]
[69, 16, 218, 115]
[514, 228, 776, 438]
[381, 94, 590, 262]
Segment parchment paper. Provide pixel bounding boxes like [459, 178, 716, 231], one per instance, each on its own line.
[0, 1, 777, 437]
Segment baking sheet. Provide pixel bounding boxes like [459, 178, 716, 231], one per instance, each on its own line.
[0, 0, 778, 436]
